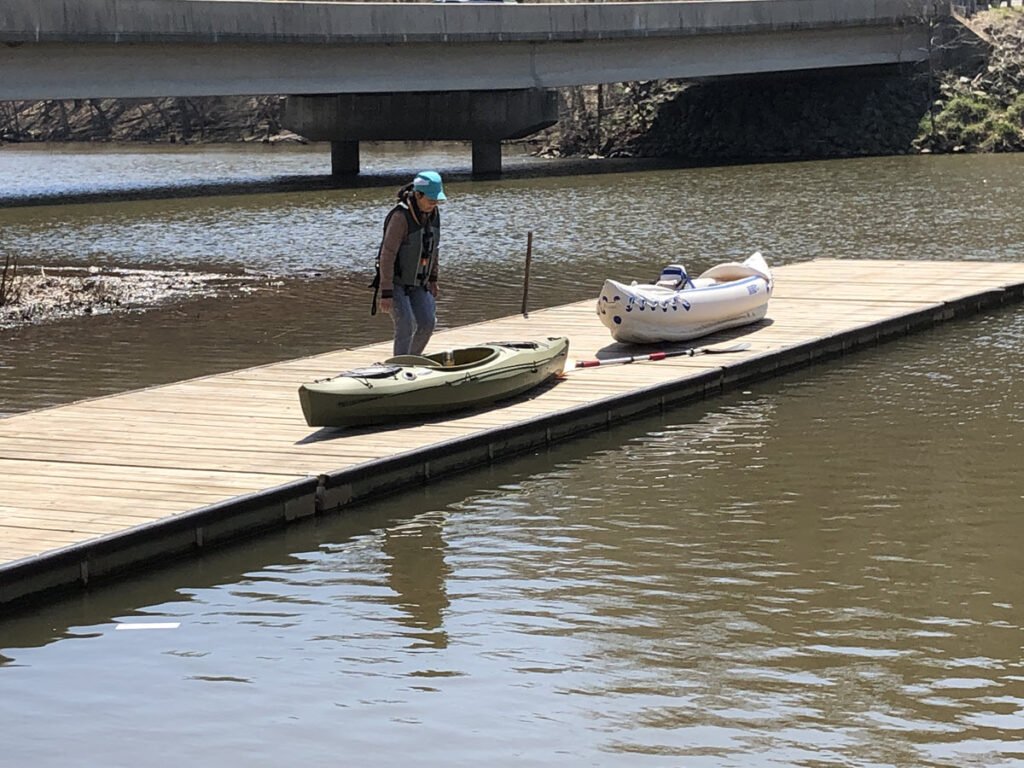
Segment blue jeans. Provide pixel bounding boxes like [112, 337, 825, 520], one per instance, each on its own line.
[391, 285, 436, 356]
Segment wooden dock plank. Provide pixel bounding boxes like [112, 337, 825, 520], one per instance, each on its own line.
[3, 259, 1024, 607]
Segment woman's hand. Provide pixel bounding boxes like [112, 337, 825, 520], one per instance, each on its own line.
[428, 282, 439, 298]
[379, 297, 393, 314]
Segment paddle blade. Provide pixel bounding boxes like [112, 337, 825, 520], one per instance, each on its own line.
[700, 342, 752, 354]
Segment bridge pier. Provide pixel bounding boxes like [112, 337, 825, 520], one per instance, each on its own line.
[330, 141, 360, 176]
[283, 90, 558, 177]
[471, 142, 502, 177]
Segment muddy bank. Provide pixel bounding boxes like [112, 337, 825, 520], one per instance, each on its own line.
[0, 265, 278, 329]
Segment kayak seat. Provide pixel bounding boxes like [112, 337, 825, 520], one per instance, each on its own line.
[388, 347, 500, 369]
[450, 347, 500, 367]
[698, 252, 771, 283]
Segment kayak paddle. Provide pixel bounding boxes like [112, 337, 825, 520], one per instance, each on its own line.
[573, 342, 752, 368]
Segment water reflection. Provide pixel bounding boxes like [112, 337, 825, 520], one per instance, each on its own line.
[0, 141, 551, 202]
[379, 512, 451, 649]
[0, 498, 455, 657]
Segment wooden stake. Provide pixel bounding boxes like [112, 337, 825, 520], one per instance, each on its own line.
[521, 231, 533, 318]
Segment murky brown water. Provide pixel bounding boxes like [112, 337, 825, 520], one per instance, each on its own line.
[1, 145, 1023, 766]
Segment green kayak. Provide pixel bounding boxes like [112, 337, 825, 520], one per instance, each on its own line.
[298, 337, 570, 428]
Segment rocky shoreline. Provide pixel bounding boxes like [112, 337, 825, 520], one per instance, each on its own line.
[0, 96, 294, 145]
[0, 265, 277, 329]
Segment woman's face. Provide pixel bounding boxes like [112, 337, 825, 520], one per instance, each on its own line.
[416, 192, 439, 212]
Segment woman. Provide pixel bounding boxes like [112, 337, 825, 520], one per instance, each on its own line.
[371, 170, 446, 356]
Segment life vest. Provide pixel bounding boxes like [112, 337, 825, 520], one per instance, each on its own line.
[370, 200, 441, 315]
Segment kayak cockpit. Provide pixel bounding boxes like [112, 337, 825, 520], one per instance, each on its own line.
[385, 346, 500, 371]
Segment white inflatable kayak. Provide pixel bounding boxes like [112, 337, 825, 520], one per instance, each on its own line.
[596, 252, 773, 344]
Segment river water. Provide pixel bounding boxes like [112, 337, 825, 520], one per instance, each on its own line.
[1, 144, 1023, 767]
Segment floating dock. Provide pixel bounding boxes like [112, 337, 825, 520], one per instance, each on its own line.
[3, 259, 1024, 607]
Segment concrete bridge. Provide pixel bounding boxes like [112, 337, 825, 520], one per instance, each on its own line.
[0, 0, 940, 174]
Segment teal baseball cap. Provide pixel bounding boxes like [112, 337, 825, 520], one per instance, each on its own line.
[412, 170, 447, 202]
